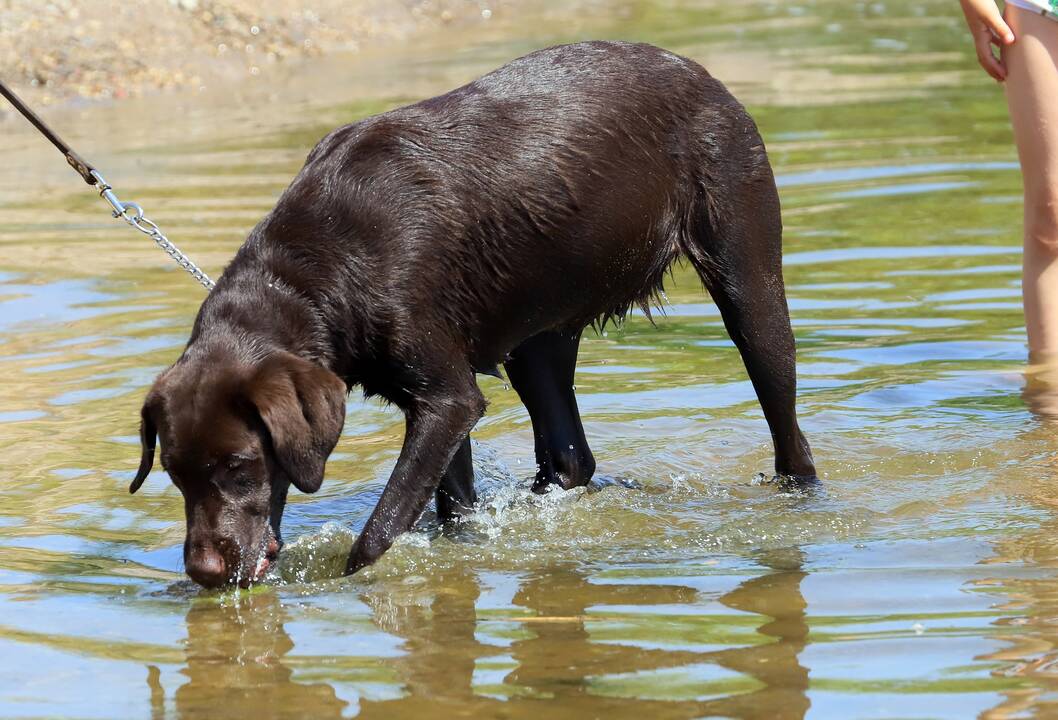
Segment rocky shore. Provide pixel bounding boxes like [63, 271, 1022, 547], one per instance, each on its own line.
[0, 0, 515, 106]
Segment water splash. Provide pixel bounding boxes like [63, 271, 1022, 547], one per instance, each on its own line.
[269, 522, 358, 585]
[261, 459, 875, 591]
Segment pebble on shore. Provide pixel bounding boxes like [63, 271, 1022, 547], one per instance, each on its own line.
[0, 0, 505, 106]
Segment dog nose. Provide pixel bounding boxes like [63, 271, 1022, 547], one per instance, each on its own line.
[186, 548, 228, 588]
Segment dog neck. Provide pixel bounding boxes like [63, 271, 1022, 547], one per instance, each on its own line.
[187, 263, 337, 375]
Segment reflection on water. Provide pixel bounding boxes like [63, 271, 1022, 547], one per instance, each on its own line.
[1021, 357, 1058, 419]
[970, 414, 1058, 720]
[5, 0, 1058, 717]
[149, 554, 812, 719]
[701, 550, 810, 719]
[167, 594, 345, 719]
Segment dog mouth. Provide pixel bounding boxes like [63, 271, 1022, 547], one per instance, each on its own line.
[243, 530, 281, 587]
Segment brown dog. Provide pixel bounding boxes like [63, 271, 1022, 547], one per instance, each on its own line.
[131, 41, 816, 588]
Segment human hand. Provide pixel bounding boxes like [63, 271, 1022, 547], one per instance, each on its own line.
[959, 0, 1016, 80]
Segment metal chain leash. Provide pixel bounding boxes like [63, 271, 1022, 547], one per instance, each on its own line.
[91, 171, 215, 291]
[0, 77, 214, 292]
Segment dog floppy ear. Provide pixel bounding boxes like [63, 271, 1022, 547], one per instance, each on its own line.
[130, 394, 159, 494]
[247, 352, 347, 493]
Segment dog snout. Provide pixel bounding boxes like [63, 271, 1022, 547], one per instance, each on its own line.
[185, 546, 229, 588]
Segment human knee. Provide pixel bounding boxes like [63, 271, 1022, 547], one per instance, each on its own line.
[1025, 195, 1058, 255]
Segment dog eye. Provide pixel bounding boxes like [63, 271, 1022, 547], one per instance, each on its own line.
[230, 471, 258, 493]
[225, 453, 255, 471]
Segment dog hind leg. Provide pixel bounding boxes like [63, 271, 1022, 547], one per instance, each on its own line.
[685, 165, 816, 481]
[504, 330, 596, 492]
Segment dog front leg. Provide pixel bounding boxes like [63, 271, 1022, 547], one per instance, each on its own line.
[345, 386, 485, 574]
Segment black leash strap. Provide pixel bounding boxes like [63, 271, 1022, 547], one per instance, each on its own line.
[0, 77, 216, 291]
[0, 79, 96, 185]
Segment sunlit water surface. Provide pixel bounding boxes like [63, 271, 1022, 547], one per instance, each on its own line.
[2, 1, 1056, 717]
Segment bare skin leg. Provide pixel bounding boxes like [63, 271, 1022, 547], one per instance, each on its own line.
[1004, 6, 1058, 360]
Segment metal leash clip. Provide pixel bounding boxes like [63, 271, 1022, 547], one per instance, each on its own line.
[90, 170, 216, 292]
[0, 75, 214, 293]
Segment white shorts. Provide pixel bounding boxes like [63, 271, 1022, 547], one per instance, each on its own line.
[1007, 0, 1058, 21]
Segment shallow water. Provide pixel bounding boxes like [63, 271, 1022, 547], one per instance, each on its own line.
[1, 0, 1055, 717]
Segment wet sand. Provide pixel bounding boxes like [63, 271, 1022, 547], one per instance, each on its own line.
[0, 0, 535, 106]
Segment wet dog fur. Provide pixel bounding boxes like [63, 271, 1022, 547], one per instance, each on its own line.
[130, 41, 816, 588]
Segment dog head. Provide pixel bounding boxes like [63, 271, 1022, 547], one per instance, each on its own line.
[131, 350, 347, 588]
